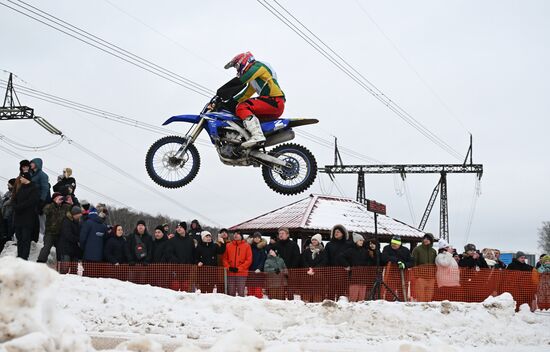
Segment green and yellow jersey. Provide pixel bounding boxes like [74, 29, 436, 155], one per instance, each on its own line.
[234, 61, 285, 103]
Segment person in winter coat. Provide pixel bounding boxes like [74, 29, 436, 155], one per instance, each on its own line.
[382, 235, 413, 301]
[52, 167, 77, 199]
[196, 231, 226, 266]
[503, 251, 538, 311]
[13, 172, 40, 260]
[247, 232, 267, 298]
[433, 240, 460, 301]
[166, 222, 195, 264]
[152, 225, 171, 263]
[536, 255, 550, 310]
[189, 219, 202, 247]
[216, 228, 230, 266]
[30, 158, 50, 243]
[222, 231, 252, 296]
[325, 224, 352, 267]
[126, 220, 153, 264]
[411, 233, 437, 302]
[0, 178, 16, 254]
[458, 244, 489, 303]
[58, 205, 83, 261]
[12, 160, 31, 197]
[273, 227, 301, 269]
[103, 225, 128, 264]
[338, 234, 370, 302]
[195, 231, 226, 293]
[263, 248, 288, 300]
[79, 207, 108, 262]
[301, 233, 328, 302]
[37, 192, 72, 263]
[302, 233, 328, 269]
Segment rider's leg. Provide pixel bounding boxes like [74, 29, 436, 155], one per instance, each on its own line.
[236, 97, 285, 148]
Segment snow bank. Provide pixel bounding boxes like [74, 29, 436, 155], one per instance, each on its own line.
[1, 256, 549, 351]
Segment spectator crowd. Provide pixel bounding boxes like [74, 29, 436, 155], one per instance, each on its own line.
[1, 158, 549, 310]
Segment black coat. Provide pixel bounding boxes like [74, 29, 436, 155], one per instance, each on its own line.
[126, 231, 153, 264]
[507, 258, 533, 272]
[53, 177, 76, 196]
[382, 245, 414, 268]
[196, 241, 225, 266]
[325, 238, 353, 266]
[104, 235, 128, 264]
[301, 245, 328, 268]
[152, 236, 171, 263]
[458, 253, 489, 269]
[274, 238, 301, 268]
[338, 245, 387, 267]
[166, 234, 196, 264]
[58, 214, 82, 259]
[12, 183, 40, 228]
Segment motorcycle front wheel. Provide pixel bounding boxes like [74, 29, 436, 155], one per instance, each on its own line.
[145, 135, 200, 189]
[262, 143, 317, 195]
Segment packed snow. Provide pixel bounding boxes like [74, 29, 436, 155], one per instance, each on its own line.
[0, 256, 549, 351]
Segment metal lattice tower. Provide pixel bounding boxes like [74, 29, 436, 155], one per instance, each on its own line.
[1, 73, 34, 120]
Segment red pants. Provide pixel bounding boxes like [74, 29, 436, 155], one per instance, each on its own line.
[235, 96, 285, 121]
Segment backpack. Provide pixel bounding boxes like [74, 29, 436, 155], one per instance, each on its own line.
[134, 234, 147, 260]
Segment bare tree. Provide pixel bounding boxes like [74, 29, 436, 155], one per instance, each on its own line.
[538, 221, 550, 253]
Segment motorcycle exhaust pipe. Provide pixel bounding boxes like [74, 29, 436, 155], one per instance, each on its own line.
[263, 130, 295, 148]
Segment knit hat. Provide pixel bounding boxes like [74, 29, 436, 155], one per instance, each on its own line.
[541, 255, 550, 264]
[154, 225, 164, 233]
[311, 233, 323, 244]
[70, 205, 82, 215]
[136, 219, 146, 227]
[515, 251, 526, 258]
[63, 167, 73, 177]
[177, 221, 187, 230]
[8, 178, 16, 186]
[20, 172, 32, 182]
[464, 243, 476, 252]
[52, 192, 63, 201]
[353, 233, 364, 244]
[438, 239, 449, 250]
[201, 230, 212, 241]
[390, 235, 402, 246]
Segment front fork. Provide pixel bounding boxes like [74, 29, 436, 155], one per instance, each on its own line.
[174, 117, 206, 159]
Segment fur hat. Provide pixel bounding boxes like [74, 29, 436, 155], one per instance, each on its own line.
[201, 231, 212, 241]
[353, 233, 364, 244]
[8, 178, 16, 187]
[63, 167, 73, 177]
[19, 159, 31, 169]
[311, 234, 323, 244]
[70, 206, 82, 215]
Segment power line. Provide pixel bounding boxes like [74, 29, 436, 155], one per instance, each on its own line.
[256, 0, 464, 160]
[353, 0, 470, 134]
[0, 0, 213, 97]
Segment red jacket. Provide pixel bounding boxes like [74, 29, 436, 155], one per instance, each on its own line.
[223, 240, 252, 276]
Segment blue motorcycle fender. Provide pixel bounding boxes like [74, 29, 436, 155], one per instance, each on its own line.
[262, 119, 290, 133]
[162, 114, 202, 126]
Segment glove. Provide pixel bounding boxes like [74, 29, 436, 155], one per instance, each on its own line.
[229, 267, 238, 273]
[398, 261, 405, 270]
[254, 269, 261, 274]
[274, 268, 280, 274]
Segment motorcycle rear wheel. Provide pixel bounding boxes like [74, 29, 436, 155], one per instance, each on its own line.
[145, 135, 200, 189]
[262, 143, 317, 195]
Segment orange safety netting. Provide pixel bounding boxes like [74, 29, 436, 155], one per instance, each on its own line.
[56, 262, 550, 309]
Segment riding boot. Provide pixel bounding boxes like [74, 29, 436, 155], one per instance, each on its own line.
[241, 115, 266, 148]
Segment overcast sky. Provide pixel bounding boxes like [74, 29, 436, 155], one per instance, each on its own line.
[1, 0, 549, 253]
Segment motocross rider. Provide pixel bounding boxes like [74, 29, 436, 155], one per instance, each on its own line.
[223, 52, 285, 148]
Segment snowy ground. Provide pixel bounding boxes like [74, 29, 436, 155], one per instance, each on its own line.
[1, 255, 550, 351]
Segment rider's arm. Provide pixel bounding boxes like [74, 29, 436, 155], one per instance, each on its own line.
[234, 63, 267, 102]
[234, 84, 256, 103]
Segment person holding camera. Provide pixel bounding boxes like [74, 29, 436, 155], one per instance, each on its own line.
[263, 248, 288, 300]
[222, 231, 252, 296]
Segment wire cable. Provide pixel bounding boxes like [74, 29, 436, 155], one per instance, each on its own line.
[256, 0, 464, 160]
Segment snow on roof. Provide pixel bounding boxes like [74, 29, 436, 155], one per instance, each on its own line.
[230, 194, 427, 240]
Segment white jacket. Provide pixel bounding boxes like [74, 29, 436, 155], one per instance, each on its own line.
[435, 252, 460, 288]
